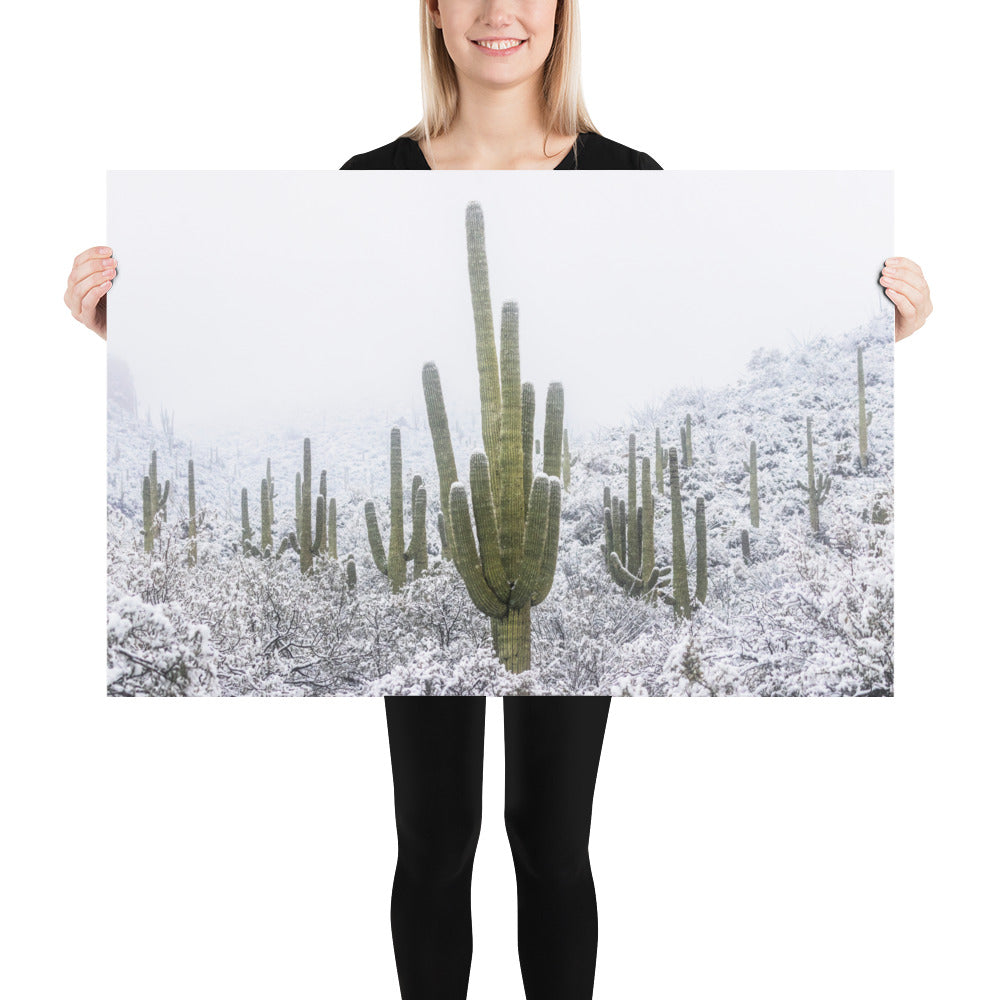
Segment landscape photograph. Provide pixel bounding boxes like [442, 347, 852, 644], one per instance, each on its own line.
[107, 171, 893, 696]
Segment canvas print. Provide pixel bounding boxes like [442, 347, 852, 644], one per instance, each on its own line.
[107, 171, 893, 697]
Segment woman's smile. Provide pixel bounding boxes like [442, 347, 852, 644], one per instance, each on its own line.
[471, 37, 527, 55]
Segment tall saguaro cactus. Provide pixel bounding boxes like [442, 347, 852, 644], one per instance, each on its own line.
[422, 201, 563, 673]
[797, 416, 831, 535]
[744, 440, 760, 528]
[365, 427, 427, 593]
[187, 459, 197, 567]
[857, 346, 872, 470]
[655, 427, 664, 494]
[668, 446, 692, 617]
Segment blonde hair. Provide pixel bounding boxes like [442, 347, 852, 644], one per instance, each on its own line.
[401, 0, 600, 154]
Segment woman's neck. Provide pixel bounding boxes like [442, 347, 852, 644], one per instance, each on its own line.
[422, 76, 575, 169]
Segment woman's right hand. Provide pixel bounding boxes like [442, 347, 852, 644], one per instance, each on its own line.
[64, 246, 117, 341]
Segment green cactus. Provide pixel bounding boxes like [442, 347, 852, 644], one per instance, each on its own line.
[437, 510, 450, 561]
[284, 437, 326, 568]
[265, 458, 275, 525]
[796, 416, 832, 535]
[346, 554, 357, 592]
[187, 459, 197, 567]
[422, 200, 563, 673]
[603, 453, 671, 601]
[327, 497, 337, 559]
[668, 447, 692, 617]
[741, 528, 751, 565]
[626, 433, 640, 576]
[365, 427, 427, 593]
[562, 428, 571, 491]
[743, 440, 760, 528]
[857, 346, 872, 470]
[141, 476, 154, 553]
[680, 414, 693, 468]
[655, 427, 664, 494]
[694, 497, 707, 606]
[146, 449, 169, 534]
[535, 438, 540, 455]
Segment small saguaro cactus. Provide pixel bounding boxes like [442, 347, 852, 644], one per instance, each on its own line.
[668, 446, 692, 617]
[796, 416, 832, 535]
[743, 440, 760, 528]
[345, 553, 358, 592]
[681, 414, 693, 468]
[365, 427, 427, 593]
[147, 449, 170, 533]
[187, 459, 197, 567]
[327, 497, 337, 560]
[240, 485, 292, 558]
[286, 437, 327, 570]
[740, 528, 751, 565]
[857, 345, 872, 470]
[694, 497, 707, 606]
[603, 454, 671, 601]
[422, 200, 564, 674]
[655, 427, 664, 494]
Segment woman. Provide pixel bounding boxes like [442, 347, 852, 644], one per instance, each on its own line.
[65, 2, 932, 998]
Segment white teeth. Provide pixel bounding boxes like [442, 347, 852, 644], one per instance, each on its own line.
[476, 39, 523, 50]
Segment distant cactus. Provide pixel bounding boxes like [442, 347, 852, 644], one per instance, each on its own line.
[603, 453, 670, 601]
[694, 497, 707, 606]
[741, 528, 751, 565]
[422, 200, 563, 673]
[365, 427, 427, 593]
[681, 414, 693, 468]
[141, 477, 154, 553]
[346, 554, 357, 591]
[535, 438, 540, 455]
[285, 437, 325, 569]
[668, 447, 692, 617]
[240, 484, 291, 559]
[796, 416, 832, 535]
[655, 427, 664, 494]
[187, 459, 197, 567]
[743, 440, 760, 528]
[857, 346, 872, 470]
[327, 497, 338, 559]
[146, 449, 169, 532]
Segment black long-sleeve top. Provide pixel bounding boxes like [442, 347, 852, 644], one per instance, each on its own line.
[340, 132, 662, 170]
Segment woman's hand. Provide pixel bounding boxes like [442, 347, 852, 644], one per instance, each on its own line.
[881, 257, 932, 343]
[64, 246, 117, 341]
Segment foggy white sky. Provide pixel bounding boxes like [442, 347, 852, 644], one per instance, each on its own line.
[107, 170, 892, 439]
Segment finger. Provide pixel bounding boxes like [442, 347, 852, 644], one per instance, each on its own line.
[69, 260, 116, 308]
[884, 256, 923, 279]
[879, 272, 924, 307]
[884, 287, 916, 319]
[68, 254, 117, 288]
[882, 266, 927, 298]
[72, 245, 113, 270]
[72, 274, 113, 322]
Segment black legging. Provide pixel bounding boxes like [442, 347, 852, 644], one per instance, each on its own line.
[384, 695, 612, 1000]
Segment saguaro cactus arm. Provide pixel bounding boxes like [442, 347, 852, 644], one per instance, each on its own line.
[448, 482, 509, 618]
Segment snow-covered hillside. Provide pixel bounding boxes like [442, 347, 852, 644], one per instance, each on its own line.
[107, 315, 893, 697]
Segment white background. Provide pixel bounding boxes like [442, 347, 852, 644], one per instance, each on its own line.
[2, 2, 997, 998]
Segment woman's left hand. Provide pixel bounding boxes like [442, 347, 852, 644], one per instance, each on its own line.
[881, 257, 932, 342]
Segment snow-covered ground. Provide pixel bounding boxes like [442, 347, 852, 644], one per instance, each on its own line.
[107, 315, 893, 697]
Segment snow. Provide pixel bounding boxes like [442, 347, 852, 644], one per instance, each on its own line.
[106, 315, 893, 697]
